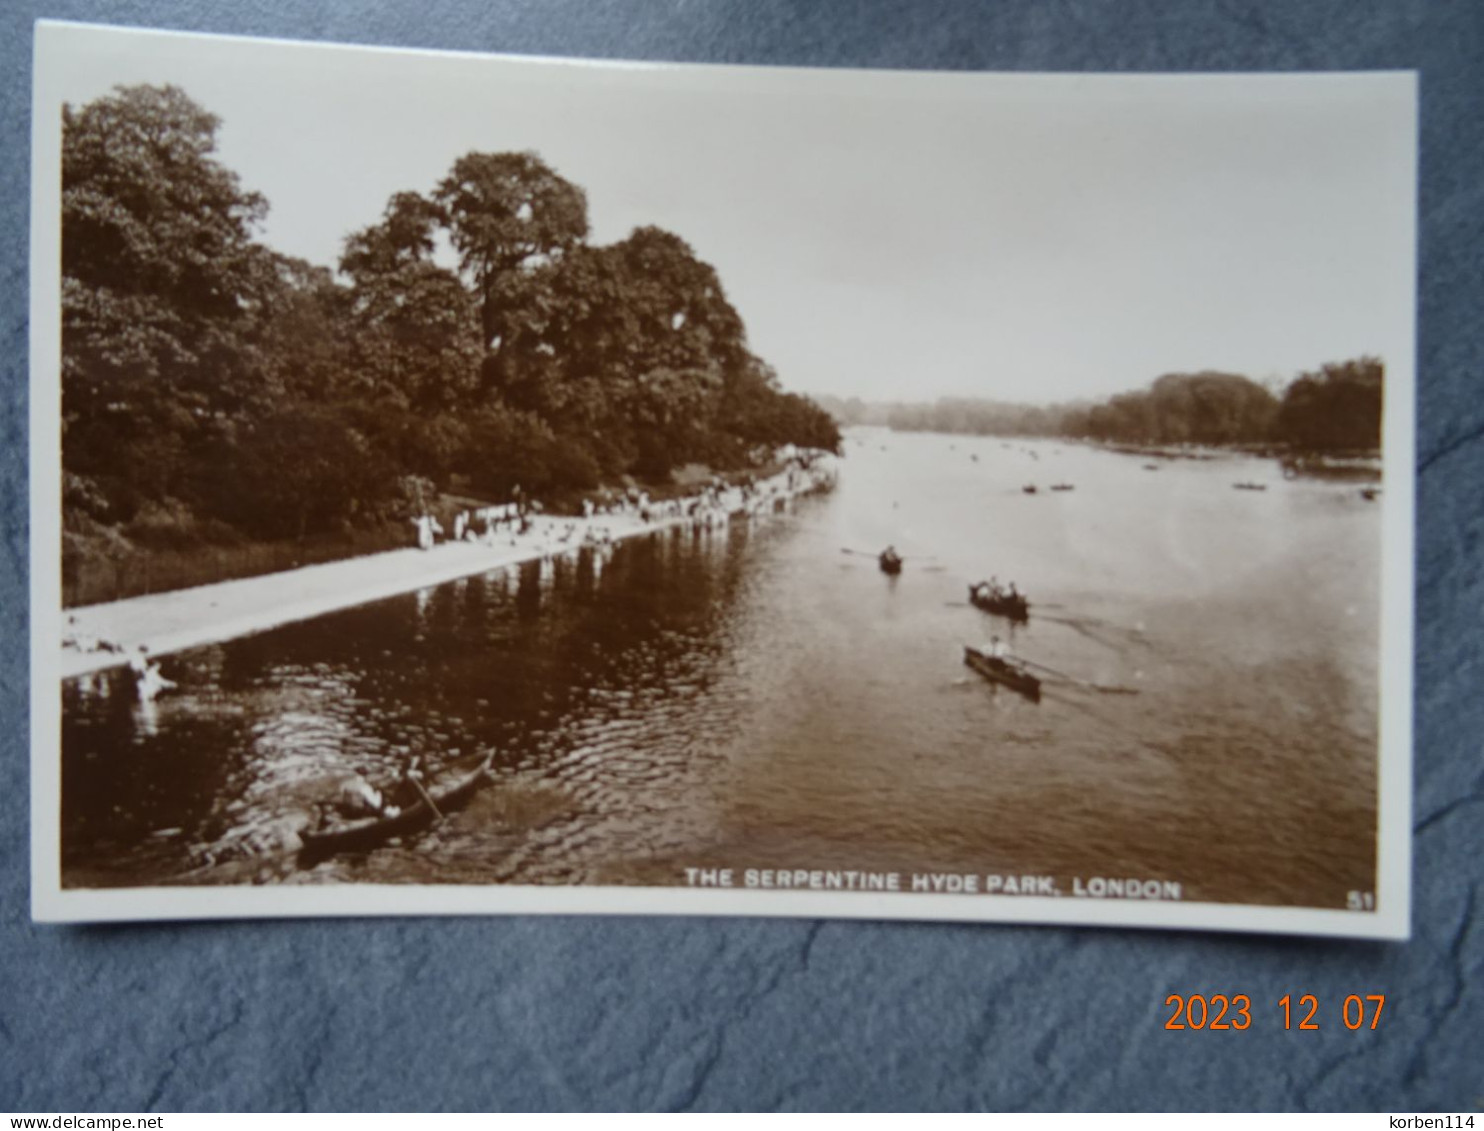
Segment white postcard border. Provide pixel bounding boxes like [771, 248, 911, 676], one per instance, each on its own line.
[28, 22, 1417, 938]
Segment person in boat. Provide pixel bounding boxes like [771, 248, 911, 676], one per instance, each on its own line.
[971, 576, 1001, 602]
[988, 635, 1008, 660]
[337, 776, 393, 819]
[1007, 581, 1019, 603]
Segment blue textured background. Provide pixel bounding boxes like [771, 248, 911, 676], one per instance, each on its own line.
[2, 1, 1480, 1112]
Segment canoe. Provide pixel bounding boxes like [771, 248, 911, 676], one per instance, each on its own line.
[879, 553, 903, 575]
[1049, 483, 1074, 492]
[1232, 482, 1267, 491]
[968, 583, 1029, 622]
[298, 753, 495, 863]
[1022, 485, 1038, 495]
[963, 645, 1041, 703]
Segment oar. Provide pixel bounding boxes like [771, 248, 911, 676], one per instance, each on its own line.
[408, 774, 445, 822]
[1019, 657, 1142, 696]
[1018, 657, 1078, 681]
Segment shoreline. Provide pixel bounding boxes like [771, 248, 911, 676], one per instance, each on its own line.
[59, 458, 836, 681]
[876, 427, 1383, 469]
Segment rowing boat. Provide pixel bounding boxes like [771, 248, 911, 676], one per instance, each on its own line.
[879, 551, 903, 575]
[963, 645, 1041, 702]
[968, 583, 1029, 622]
[298, 752, 495, 863]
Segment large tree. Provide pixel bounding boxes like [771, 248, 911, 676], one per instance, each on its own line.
[488, 226, 754, 471]
[1274, 357, 1384, 451]
[340, 192, 482, 412]
[62, 83, 272, 517]
[432, 151, 589, 366]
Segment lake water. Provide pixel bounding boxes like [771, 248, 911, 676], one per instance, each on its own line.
[62, 430, 1382, 907]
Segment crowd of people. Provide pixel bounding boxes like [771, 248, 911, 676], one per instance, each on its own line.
[404, 452, 837, 562]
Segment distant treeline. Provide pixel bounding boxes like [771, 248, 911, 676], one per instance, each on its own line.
[62, 84, 839, 562]
[817, 361, 1383, 452]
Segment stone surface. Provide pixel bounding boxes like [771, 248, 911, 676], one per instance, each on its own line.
[2, 0, 1480, 1112]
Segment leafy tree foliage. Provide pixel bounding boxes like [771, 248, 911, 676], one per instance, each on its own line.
[200, 408, 391, 540]
[1062, 373, 1279, 446]
[341, 193, 482, 411]
[460, 407, 601, 500]
[61, 85, 840, 589]
[433, 151, 589, 355]
[491, 226, 756, 472]
[1273, 357, 1383, 451]
[847, 361, 1382, 457]
[720, 359, 839, 456]
[62, 84, 273, 521]
[62, 84, 267, 319]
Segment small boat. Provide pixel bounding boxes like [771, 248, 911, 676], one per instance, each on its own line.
[1022, 485, 1038, 495]
[1233, 482, 1268, 492]
[1049, 483, 1074, 492]
[968, 583, 1029, 623]
[299, 753, 495, 863]
[879, 550, 903, 575]
[1142, 463, 1160, 471]
[963, 645, 1041, 703]
[1360, 486, 1381, 501]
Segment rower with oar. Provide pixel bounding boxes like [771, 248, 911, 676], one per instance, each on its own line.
[963, 635, 1041, 702]
[840, 546, 923, 575]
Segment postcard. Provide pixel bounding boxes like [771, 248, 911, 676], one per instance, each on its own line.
[31, 21, 1416, 936]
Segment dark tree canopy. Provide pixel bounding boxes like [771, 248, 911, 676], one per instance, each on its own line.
[494, 227, 743, 432]
[1063, 372, 1279, 447]
[850, 360, 1381, 458]
[340, 191, 444, 280]
[63, 84, 267, 316]
[1273, 357, 1384, 451]
[340, 195, 483, 412]
[61, 85, 838, 596]
[433, 151, 589, 351]
[62, 84, 275, 522]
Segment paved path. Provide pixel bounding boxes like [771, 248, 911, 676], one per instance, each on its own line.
[59, 511, 656, 680]
[57, 462, 834, 681]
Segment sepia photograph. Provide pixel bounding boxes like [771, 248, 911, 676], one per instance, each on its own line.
[31, 22, 1416, 935]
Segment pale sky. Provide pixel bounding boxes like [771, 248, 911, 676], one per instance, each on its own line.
[39, 23, 1417, 404]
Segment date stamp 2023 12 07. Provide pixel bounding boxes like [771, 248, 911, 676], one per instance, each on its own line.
[1163, 993, 1387, 1031]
